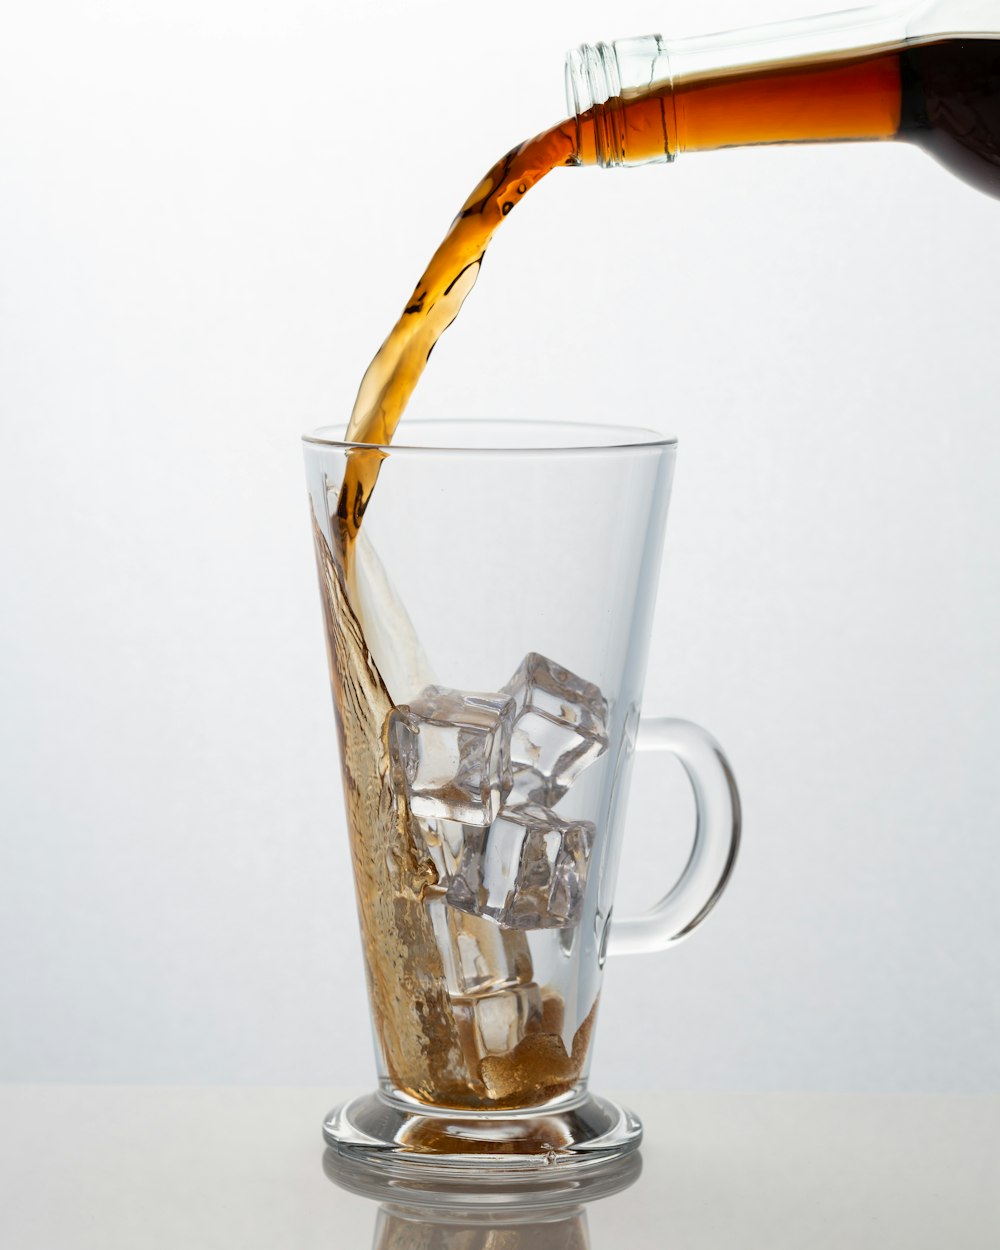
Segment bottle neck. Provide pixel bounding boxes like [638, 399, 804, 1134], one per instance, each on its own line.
[564, 2, 995, 167]
[565, 35, 675, 168]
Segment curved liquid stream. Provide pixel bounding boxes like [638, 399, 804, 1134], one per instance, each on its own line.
[335, 121, 579, 556]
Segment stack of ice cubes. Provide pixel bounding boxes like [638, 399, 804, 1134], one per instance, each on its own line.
[388, 654, 608, 1066]
[389, 654, 606, 933]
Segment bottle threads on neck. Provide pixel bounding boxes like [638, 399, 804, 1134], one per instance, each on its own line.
[565, 35, 675, 167]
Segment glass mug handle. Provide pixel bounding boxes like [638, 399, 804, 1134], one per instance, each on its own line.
[608, 718, 741, 956]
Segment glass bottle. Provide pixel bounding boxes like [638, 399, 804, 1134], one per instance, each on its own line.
[565, 1, 1000, 197]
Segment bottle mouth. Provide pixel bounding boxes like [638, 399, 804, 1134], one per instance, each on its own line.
[565, 42, 622, 117]
[565, 41, 625, 168]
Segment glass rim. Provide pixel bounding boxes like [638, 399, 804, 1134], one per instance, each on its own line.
[302, 419, 677, 456]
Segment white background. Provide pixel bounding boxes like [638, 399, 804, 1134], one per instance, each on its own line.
[2, 0, 998, 1091]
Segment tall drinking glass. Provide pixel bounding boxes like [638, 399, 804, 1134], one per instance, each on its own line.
[303, 420, 740, 1175]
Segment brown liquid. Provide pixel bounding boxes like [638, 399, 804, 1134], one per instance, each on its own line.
[336, 37, 1000, 555]
[314, 510, 593, 1108]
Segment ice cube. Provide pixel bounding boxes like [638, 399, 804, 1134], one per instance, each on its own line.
[503, 653, 609, 806]
[415, 816, 468, 885]
[426, 892, 533, 996]
[389, 687, 514, 826]
[447, 803, 595, 930]
[452, 983, 543, 1058]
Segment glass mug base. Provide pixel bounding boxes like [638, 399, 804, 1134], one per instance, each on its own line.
[322, 1086, 642, 1178]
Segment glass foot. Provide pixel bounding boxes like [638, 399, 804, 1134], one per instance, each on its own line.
[322, 1088, 642, 1184]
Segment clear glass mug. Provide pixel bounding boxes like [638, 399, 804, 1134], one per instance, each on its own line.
[303, 420, 740, 1174]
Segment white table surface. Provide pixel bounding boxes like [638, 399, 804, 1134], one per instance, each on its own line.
[2, 1087, 998, 1248]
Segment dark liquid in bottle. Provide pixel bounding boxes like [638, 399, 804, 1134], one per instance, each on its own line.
[901, 39, 1000, 197]
[338, 37, 1000, 551]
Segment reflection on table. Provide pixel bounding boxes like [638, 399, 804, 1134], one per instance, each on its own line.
[323, 1146, 643, 1250]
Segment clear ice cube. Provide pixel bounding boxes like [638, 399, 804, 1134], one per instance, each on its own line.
[426, 892, 533, 996]
[503, 653, 609, 806]
[452, 983, 543, 1058]
[447, 803, 595, 930]
[389, 686, 514, 826]
[415, 816, 469, 885]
